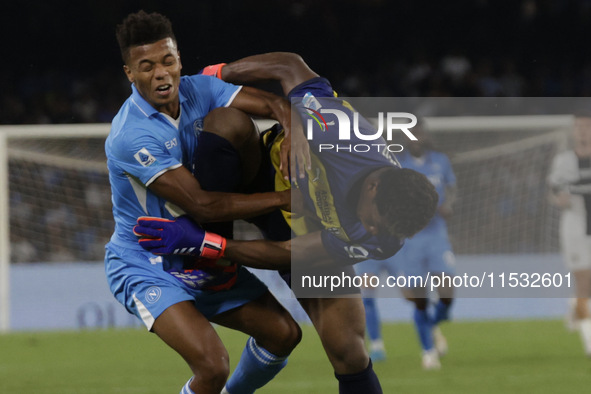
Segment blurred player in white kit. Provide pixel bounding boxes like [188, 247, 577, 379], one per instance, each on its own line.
[548, 116, 591, 357]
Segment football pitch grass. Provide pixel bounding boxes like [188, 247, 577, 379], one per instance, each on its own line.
[1, 319, 590, 393]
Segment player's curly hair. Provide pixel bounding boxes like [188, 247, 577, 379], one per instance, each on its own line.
[375, 168, 438, 239]
[116, 10, 176, 63]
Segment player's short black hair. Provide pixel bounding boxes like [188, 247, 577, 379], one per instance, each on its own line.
[116, 10, 176, 63]
[375, 168, 438, 239]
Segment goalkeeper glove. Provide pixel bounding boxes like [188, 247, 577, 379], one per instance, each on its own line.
[198, 63, 226, 79]
[133, 216, 226, 260]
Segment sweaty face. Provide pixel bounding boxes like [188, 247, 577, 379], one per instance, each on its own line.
[124, 38, 182, 118]
[356, 174, 388, 237]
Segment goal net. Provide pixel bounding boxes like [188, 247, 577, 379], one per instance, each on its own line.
[423, 116, 571, 254]
[0, 116, 572, 330]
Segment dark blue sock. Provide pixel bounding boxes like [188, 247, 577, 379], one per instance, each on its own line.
[362, 297, 382, 342]
[413, 308, 434, 351]
[334, 360, 383, 394]
[433, 299, 452, 325]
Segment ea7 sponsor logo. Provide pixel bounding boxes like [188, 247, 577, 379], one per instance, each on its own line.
[165, 138, 178, 150]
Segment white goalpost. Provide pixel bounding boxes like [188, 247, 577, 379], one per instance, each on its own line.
[0, 115, 573, 332]
[0, 124, 111, 332]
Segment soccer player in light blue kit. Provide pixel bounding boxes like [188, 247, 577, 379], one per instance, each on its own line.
[105, 11, 303, 394]
[355, 125, 457, 369]
[136, 52, 439, 393]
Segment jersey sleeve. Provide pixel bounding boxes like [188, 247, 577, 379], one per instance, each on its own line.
[108, 128, 182, 186]
[183, 74, 242, 110]
[548, 151, 578, 189]
[207, 75, 242, 108]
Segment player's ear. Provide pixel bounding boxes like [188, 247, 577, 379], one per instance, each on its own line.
[123, 65, 135, 83]
[178, 51, 182, 70]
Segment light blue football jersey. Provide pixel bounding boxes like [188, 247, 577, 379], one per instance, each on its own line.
[103, 75, 271, 329]
[105, 75, 241, 251]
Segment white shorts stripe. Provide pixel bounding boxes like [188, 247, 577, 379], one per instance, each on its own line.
[132, 293, 155, 330]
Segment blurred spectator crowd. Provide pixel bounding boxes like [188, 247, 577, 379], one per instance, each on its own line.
[4, 0, 591, 125]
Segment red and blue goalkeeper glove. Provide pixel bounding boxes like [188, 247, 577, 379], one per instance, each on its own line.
[133, 216, 226, 260]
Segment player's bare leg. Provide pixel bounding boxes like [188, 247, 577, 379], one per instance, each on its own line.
[433, 277, 454, 357]
[358, 276, 387, 361]
[300, 297, 383, 394]
[211, 290, 301, 357]
[211, 291, 302, 393]
[152, 301, 230, 394]
[154, 291, 300, 394]
[405, 293, 441, 370]
[572, 269, 591, 356]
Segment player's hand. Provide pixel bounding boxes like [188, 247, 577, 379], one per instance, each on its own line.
[166, 257, 237, 291]
[280, 116, 311, 182]
[133, 216, 226, 259]
[550, 190, 572, 209]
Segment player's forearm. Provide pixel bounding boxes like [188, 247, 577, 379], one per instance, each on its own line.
[549, 190, 572, 209]
[188, 189, 291, 223]
[222, 52, 318, 96]
[439, 185, 457, 218]
[290, 231, 342, 269]
[149, 167, 290, 223]
[224, 239, 291, 270]
[236, 86, 292, 132]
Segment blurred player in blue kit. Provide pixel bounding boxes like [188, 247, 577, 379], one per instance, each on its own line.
[105, 11, 306, 394]
[355, 125, 457, 370]
[135, 52, 439, 393]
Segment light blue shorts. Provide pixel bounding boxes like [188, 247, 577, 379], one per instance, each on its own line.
[354, 230, 455, 283]
[354, 256, 397, 277]
[392, 230, 456, 280]
[105, 242, 268, 330]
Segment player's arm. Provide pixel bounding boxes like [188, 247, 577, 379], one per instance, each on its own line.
[548, 189, 572, 209]
[225, 231, 335, 270]
[220, 52, 319, 96]
[547, 154, 573, 209]
[438, 154, 457, 218]
[205, 52, 318, 180]
[438, 184, 457, 219]
[230, 86, 309, 181]
[148, 165, 290, 223]
[134, 215, 337, 270]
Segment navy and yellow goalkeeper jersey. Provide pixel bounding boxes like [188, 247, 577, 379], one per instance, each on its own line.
[280, 77, 404, 263]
